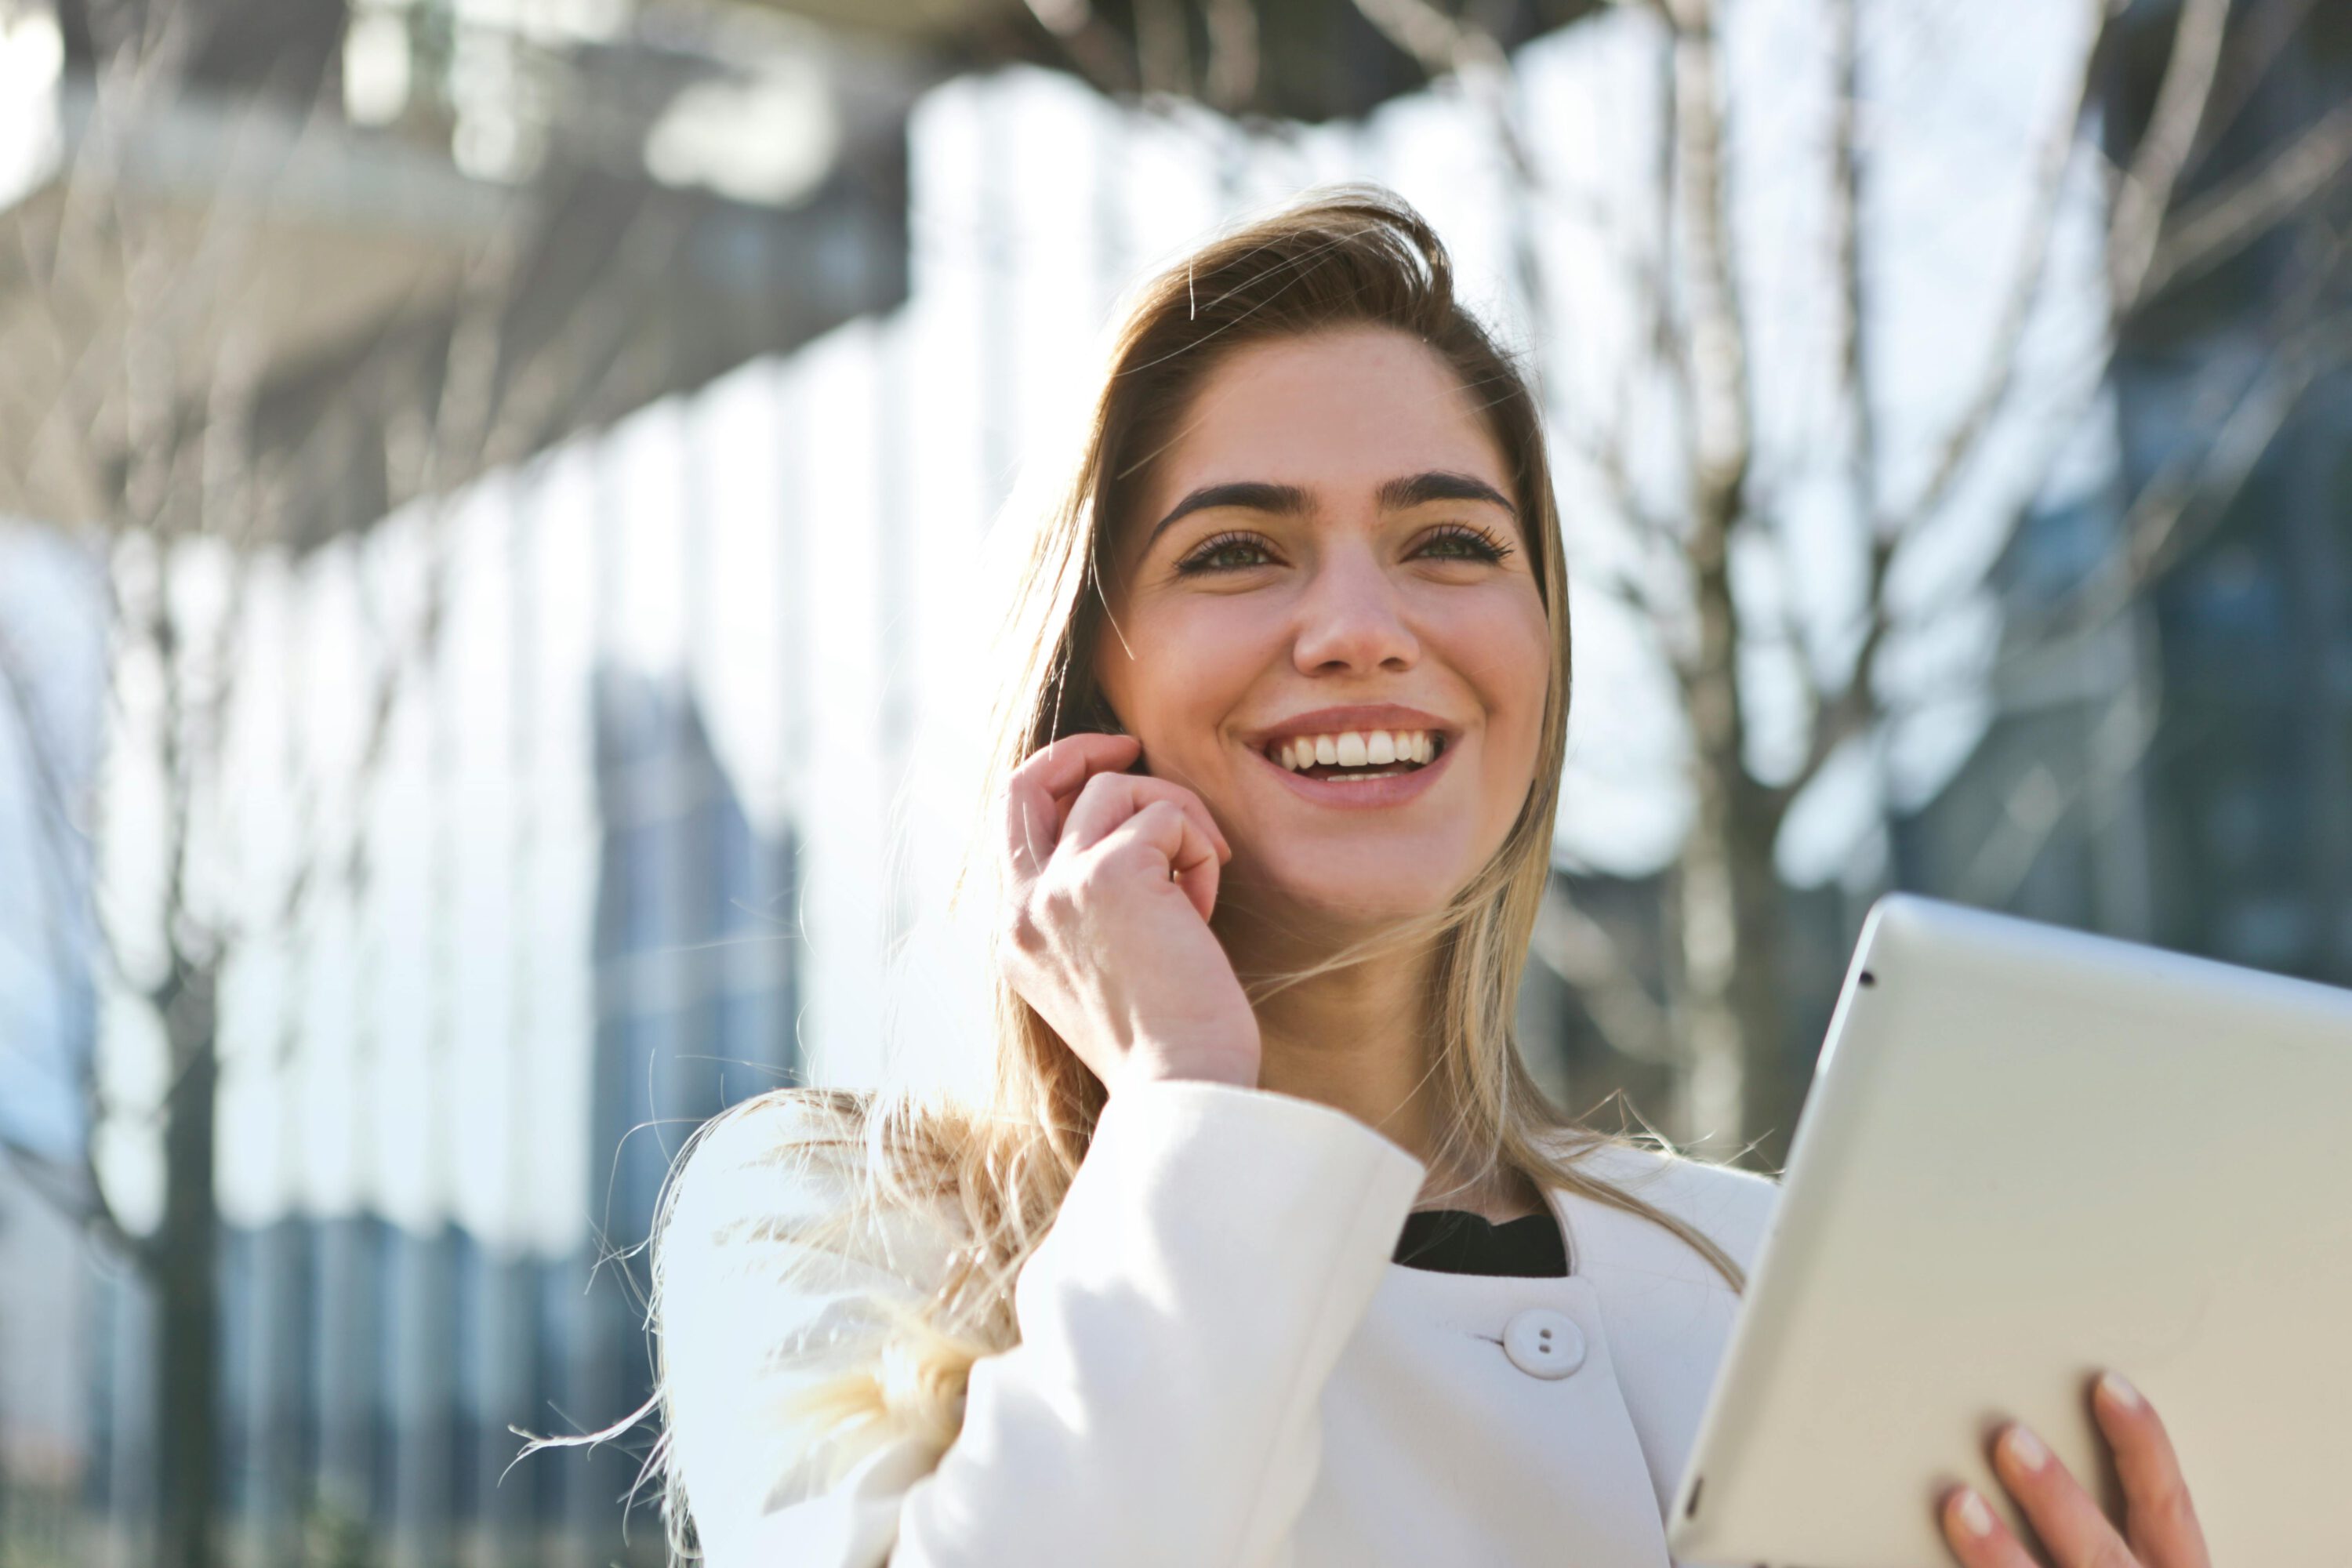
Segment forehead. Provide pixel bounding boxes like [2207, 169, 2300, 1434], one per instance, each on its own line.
[1138, 327, 1512, 521]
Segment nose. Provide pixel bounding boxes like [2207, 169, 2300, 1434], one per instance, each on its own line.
[1291, 543, 1418, 676]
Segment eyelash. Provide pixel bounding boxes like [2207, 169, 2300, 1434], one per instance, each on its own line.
[1173, 524, 1515, 575]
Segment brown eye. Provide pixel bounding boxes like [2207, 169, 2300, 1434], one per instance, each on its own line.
[1417, 524, 1512, 563]
[1175, 532, 1279, 575]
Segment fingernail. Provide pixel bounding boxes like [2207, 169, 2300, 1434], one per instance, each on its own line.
[1955, 1488, 1995, 1538]
[2002, 1425, 2049, 1472]
[2099, 1370, 2143, 1410]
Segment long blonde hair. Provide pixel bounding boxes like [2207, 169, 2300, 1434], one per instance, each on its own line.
[637, 185, 1745, 1558]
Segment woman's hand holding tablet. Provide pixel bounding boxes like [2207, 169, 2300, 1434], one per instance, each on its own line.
[1938, 1371, 2212, 1568]
[1667, 897, 2349, 1566]
[996, 731, 1258, 1093]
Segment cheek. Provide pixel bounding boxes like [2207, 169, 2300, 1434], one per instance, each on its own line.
[1441, 590, 1553, 841]
[1112, 598, 1277, 747]
[1435, 586, 1553, 746]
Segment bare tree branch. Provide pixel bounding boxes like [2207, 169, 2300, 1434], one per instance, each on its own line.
[1553, 409, 1689, 573]
[0, 613, 147, 1262]
[1799, 298, 2347, 807]
[2107, 0, 2232, 309]
[0, 1134, 148, 1269]
[1899, 221, 2345, 733]
[1767, 0, 1907, 820]
[1828, 0, 1876, 523]
[1786, 0, 2335, 820]
[1530, 885, 1676, 1065]
[2141, 95, 2352, 300]
[1771, 0, 1875, 760]
[2108, 322, 2347, 586]
[1659, 0, 1752, 519]
[1954, 688, 2165, 909]
[1898, 0, 2107, 531]
[257, 198, 695, 970]
[1777, 562, 1894, 811]
[2189, 0, 2319, 169]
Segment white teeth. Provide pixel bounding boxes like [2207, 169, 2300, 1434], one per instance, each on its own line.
[1270, 728, 1443, 772]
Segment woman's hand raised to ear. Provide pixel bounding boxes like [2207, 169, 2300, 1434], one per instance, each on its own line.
[996, 732, 1261, 1094]
[1939, 1373, 2210, 1568]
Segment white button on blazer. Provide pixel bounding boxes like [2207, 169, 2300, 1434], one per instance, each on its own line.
[659, 1078, 1780, 1568]
[1500, 1307, 1586, 1378]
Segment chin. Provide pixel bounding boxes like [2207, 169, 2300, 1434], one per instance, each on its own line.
[1235, 860, 1468, 937]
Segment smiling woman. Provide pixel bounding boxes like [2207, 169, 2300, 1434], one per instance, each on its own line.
[636, 188, 2203, 1568]
[641, 183, 1765, 1568]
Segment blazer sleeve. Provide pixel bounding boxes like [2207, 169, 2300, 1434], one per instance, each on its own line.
[658, 1079, 1428, 1568]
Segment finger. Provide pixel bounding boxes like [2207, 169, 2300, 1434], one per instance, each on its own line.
[1018, 731, 1145, 823]
[1093, 799, 1223, 922]
[1000, 770, 1062, 884]
[1990, 1423, 2135, 1568]
[1002, 734, 1142, 880]
[1061, 771, 1230, 863]
[1938, 1486, 2039, 1568]
[1020, 729, 1142, 795]
[2094, 1374, 2209, 1568]
[1043, 738, 1150, 840]
[1043, 746, 1231, 856]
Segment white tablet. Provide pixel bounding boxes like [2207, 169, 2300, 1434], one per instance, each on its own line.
[1665, 895, 2352, 1568]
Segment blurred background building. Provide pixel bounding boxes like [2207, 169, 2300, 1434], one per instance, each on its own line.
[0, 0, 2343, 1564]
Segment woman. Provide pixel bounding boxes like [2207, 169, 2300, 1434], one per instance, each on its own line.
[650, 189, 2209, 1568]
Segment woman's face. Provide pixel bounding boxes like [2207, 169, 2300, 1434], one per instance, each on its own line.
[1094, 325, 1553, 936]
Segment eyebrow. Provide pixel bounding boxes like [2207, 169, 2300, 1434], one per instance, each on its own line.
[1144, 481, 1312, 551]
[1142, 470, 1516, 554]
[1377, 470, 1516, 517]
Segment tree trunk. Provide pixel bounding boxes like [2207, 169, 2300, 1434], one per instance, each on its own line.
[153, 960, 221, 1568]
[1662, 0, 1795, 1165]
[1674, 767, 1794, 1160]
[1682, 763, 1801, 1158]
[1674, 577, 1795, 1164]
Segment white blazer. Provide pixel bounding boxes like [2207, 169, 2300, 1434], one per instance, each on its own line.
[659, 1079, 1780, 1568]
